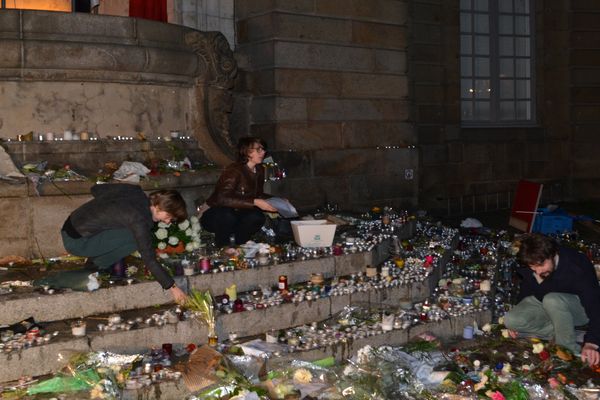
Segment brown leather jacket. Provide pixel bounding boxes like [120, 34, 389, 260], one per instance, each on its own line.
[206, 162, 269, 209]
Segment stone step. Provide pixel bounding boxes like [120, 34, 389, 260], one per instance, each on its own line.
[0, 274, 438, 383]
[1, 248, 387, 326]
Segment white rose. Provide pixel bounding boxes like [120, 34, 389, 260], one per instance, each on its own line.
[190, 215, 199, 224]
[192, 241, 201, 250]
[185, 243, 194, 252]
[178, 220, 190, 230]
[168, 236, 179, 246]
[192, 223, 201, 233]
[158, 222, 170, 228]
[157, 242, 167, 250]
[482, 323, 492, 333]
[532, 343, 544, 354]
[155, 228, 168, 240]
[158, 252, 168, 259]
[185, 228, 193, 236]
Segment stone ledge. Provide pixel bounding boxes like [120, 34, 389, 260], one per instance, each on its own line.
[0, 250, 381, 326]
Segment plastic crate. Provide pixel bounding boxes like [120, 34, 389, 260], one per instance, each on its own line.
[532, 208, 573, 234]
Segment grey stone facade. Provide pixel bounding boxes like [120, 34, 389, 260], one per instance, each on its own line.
[234, 0, 418, 210]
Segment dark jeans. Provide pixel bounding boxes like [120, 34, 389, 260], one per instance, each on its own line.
[61, 228, 137, 270]
[201, 207, 265, 247]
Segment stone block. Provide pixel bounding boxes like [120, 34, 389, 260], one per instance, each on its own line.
[274, 69, 342, 96]
[412, 2, 442, 23]
[0, 10, 19, 39]
[379, 148, 419, 175]
[308, 98, 409, 121]
[414, 84, 445, 104]
[0, 40, 21, 69]
[238, 13, 273, 43]
[273, 13, 352, 43]
[572, 13, 600, 30]
[0, 197, 29, 241]
[24, 40, 147, 72]
[348, 174, 417, 203]
[334, 251, 372, 276]
[274, 122, 343, 150]
[412, 63, 444, 83]
[374, 49, 407, 73]
[235, 0, 274, 19]
[313, 148, 383, 177]
[316, 0, 408, 25]
[251, 96, 308, 122]
[268, 149, 313, 178]
[411, 43, 443, 63]
[352, 21, 407, 49]
[23, 11, 135, 45]
[274, 41, 374, 71]
[238, 41, 275, 69]
[341, 73, 408, 98]
[0, 337, 89, 383]
[341, 121, 414, 148]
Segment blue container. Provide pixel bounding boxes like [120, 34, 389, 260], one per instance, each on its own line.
[532, 208, 573, 234]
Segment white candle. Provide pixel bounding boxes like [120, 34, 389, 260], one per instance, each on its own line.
[45, 132, 54, 141]
[480, 280, 492, 292]
[63, 130, 73, 140]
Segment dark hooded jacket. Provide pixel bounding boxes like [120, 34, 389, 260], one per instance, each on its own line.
[68, 183, 174, 289]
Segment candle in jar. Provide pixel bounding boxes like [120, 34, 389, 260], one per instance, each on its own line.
[45, 132, 54, 141]
[80, 131, 89, 140]
[63, 130, 73, 140]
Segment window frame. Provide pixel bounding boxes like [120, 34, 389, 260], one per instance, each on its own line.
[460, 0, 537, 127]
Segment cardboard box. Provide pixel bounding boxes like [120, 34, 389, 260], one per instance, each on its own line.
[532, 208, 573, 234]
[291, 220, 337, 247]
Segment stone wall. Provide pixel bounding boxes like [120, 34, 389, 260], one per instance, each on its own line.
[411, 0, 580, 212]
[234, 0, 418, 211]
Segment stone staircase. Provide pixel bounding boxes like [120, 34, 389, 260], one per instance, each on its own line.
[0, 221, 492, 397]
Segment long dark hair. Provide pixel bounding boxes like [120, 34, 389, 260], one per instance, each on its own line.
[237, 137, 267, 163]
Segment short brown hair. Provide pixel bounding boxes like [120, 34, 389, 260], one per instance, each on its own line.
[149, 190, 188, 222]
[237, 137, 267, 162]
[517, 233, 559, 266]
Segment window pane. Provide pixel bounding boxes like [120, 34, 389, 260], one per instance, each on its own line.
[461, 35, 473, 54]
[499, 15, 513, 34]
[474, 0, 488, 12]
[462, 101, 474, 120]
[515, 0, 529, 14]
[474, 101, 490, 120]
[500, 101, 516, 120]
[500, 80, 515, 99]
[474, 14, 489, 33]
[516, 80, 530, 98]
[516, 100, 531, 119]
[499, 0, 513, 13]
[475, 57, 490, 76]
[461, 57, 473, 76]
[462, 79, 475, 98]
[461, 13, 472, 32]
[515, 59, 530, 77]
[500, 58, 514, 77]
[460, 0, 472, 10]
[475, 35, 490, 55]
[499, 37, 514, 56]
[515, 16, 530, 35]
[475, 79, 490, 98]
[515, 37, 530, 56]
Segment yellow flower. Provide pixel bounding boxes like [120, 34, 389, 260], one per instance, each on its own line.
[293, 368, 313, 384]
[532, 343, 545, 354]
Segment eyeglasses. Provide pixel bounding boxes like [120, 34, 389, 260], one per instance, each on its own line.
[250, 146, 266, 153]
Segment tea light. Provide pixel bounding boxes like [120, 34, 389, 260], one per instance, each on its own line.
[71, 321, 86, 337]
[45, 132, 54, 141]
[80, 131, 89, 140]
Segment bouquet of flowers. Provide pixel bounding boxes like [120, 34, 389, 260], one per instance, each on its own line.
[154, 216, 201, 257]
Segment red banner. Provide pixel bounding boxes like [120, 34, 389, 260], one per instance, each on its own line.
[129, 0, 167, 22]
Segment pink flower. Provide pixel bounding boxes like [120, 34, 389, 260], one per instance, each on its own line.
[548, 377, 560, 389]
[487, 391, 506, 400]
